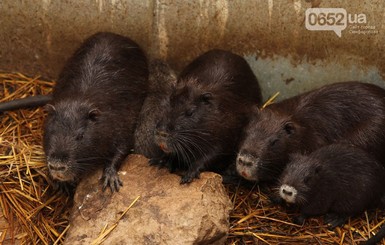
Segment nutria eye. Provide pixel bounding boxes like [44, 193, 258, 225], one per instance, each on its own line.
[270, 139, 278, 147]
[185, 108, 195, 117]
[304, 176, 310, 184]
[88, 108, 100, 121]
[284, 122, 295, 135]
[76, 133, 84, 141]
[200, 92, 213, 105]
[314, 165, 322, 174]
[45, 104, 56, 115]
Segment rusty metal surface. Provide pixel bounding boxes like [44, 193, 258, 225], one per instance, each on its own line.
[0, 0, 153, 79]
[0, 0, 384, 99]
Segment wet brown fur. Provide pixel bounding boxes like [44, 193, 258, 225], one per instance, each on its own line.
[278, 144, 385, 227]
[134, 59, 177, 159]
[43, 32, 149, 193]
[237, 82, 385, 182]
[154, 49, 262, 183]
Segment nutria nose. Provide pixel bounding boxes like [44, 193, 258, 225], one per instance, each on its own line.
[156, 130, 169, 138]
[282, 189, 293, 196]
[50, 152, 69, 162]
[241, 171, 248, 177]
[237, 154, 253, 167]
[48, 162, 67, 172]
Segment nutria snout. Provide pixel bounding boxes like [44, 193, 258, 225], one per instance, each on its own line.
[279, 184, 297, 204]
[236, 153, 259, 181]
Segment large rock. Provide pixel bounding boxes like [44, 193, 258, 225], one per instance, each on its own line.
[65, 154, 233, 245]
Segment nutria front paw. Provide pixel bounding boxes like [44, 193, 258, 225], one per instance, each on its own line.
[101, 168, 123, 193]
[149, 157, 165, 167]
[269, 194, 284, 205]
[324, 213, 347, 229]
[53, 181, 76, 197]
[180, 170, 200, 184]
[293, 214, 306, 225]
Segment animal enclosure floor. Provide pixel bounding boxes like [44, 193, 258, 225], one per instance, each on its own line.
[1, 72, 385, 244]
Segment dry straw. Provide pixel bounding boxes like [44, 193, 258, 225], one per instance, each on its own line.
[226, 92, 385, 244]
[0, 72, 384, 244]
[0, 73, 70, 244]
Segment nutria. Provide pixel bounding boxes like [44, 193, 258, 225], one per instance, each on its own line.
[277, 144, 385, 228]
[134, 59, 176, 159]
[236, 81, 385, 183]
[154, 49, 262, 184]
[43, 32, 148, 194]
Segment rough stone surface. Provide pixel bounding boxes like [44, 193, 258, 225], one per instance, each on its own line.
[64, 154, 233, 245]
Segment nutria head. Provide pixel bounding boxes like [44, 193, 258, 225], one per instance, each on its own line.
[278, 153, 322, 205]
[43, 99, 103, 182]
[236, 109, 303, 182]
[154, 78, 222, 164]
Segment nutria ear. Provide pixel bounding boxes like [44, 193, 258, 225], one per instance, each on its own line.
[44, 104, 56, 114]
[314, 165, 322, 174]
[200, 92, 213, 104]
[251, 105, 260, 114]
[284, 122, 296, 135]
[88, 108, 101, 121]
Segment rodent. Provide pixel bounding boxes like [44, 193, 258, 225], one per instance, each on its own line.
[236, 81, 385, 183]
[43, 32, 148, 194]
[133, 59, 176, 159]
[154, 49, 262, 184]
[277, 143, 385, 228]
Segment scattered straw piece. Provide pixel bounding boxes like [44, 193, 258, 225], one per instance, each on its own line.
[0, 72, 69, 245]
[262, 92, 280, 109]
[53, 224, 71, 245]
[1, 72, 385, 245]
[91, 196, 140, 245]
[226, 183, 385, 244]
[251, 232, 272, 245]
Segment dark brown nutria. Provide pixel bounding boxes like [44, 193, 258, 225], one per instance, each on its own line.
[43, 32, 148, 194]
[277, 144, 385, 228]
[236, 81, 385, 183]
[133, 59, 177, 159]
[154, 49, 262, 184]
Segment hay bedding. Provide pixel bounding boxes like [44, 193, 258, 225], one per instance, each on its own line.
[0, 72, 384, 245]
[0, 73, 70, 244]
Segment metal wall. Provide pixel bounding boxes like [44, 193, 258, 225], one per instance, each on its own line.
[1, 0, 384, 100]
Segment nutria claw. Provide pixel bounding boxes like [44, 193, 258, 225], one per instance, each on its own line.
[269, 194, 284, 205]
[149, 156, 176, 173]
[324, 213, 347, 229]
[180, 170, 200, 184]
[293, 215, 306, 226]
[52, 181, 75, 197]
[149, 157, 166, 167]
[101, 169, 123, 193]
